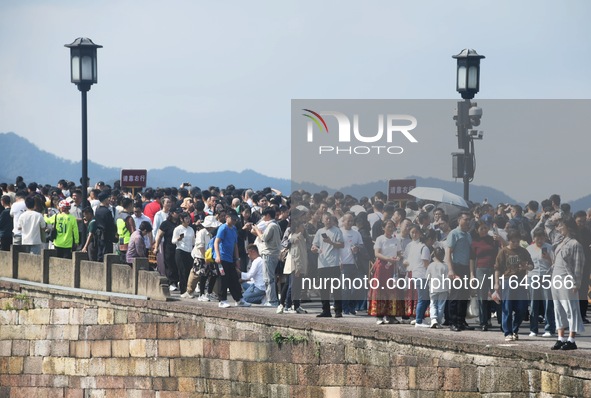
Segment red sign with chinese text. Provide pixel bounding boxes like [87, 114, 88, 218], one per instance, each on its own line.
[120, 169, 147, 188]
[387, 179, 416, 201]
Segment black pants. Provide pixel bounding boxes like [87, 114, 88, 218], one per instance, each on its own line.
[175, 249, 193, 294]
[448, 264, 469, 327]
[318, 266, 342, 314]
[56, 247, 72, 259]
[97, 238, 113, 263]
[0, 236, 11, 251]
[164, 245, 179, 285]
[219, 260, 243, 302]
[199, 275, 217, 296]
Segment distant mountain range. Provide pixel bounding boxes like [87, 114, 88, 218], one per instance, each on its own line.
[1, 131, 590, 210]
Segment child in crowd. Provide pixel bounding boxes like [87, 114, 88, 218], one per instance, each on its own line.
[426, 247, 448, 328]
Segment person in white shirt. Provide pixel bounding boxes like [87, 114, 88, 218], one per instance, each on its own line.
[340, 213, 364, 315]
[367, 201, 384, 229]
[18, 197, 46, 255]
[153, 197, 171, 240]
[403, 225, 431, 327]
[172, 212, 196, 295]
[526, 228, 556, 337]
[132, 203, 153, 248]
[182, 215, 221, 300]
[426, 247, 449, 328]
[240, 244, 267, 304]
[10, 191, 27, 246]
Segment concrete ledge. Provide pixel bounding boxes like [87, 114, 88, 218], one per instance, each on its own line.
[0, 247, 18, 278]
[137, 270, 170, 301]
[17, 252, 43, 283]
[111, 263, 134, 295]
[80, 260, 106, 291]
[48, 257, 75, 287]
[0, 250, 169, 300]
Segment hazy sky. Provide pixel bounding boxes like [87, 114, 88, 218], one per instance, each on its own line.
[1, 1, 590, 203]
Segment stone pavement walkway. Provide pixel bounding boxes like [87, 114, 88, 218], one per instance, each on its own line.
[170, 291, 591, 359]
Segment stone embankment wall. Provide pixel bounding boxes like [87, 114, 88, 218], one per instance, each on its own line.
[0, 280, 590, 397]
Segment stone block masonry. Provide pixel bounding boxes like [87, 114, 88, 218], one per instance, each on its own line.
[0, 280, 590, 397]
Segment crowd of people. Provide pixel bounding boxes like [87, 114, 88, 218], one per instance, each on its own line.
[0, 177, 589, 351]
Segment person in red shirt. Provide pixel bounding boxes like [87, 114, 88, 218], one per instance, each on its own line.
[143, 192, 162, 223]
[470, 221, 500, 331]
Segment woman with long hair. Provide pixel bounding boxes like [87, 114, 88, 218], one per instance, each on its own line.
[369, 220, 404, 324]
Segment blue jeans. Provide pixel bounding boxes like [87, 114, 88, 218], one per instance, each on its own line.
[415, 278, 430, 324]
[241, 282, 266, 304]
[429, 292, 448, 324]
[501, 287, 528, 336]
[262, 254, 279, 306]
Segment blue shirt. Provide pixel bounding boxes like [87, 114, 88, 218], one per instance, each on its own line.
[216, 223, 237, 263]
[446, 227, 472, 266]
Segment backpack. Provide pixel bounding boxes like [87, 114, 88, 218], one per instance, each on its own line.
[47, 214, 58, 241]
[204, 234, 216, 263]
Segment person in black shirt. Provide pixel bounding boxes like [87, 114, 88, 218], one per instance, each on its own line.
[93, 192, 117, 262]
[0, 195, 12, 251]
[154, 208, 181, 291]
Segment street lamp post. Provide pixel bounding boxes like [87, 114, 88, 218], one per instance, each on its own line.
[65, 37, 102, 208]
[452, 49, 485, 202]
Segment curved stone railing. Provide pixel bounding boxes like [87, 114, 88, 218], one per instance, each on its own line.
[0, 248, 169, 300]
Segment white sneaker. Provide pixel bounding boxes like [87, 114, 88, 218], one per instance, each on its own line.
[542, 332, 554, 337]
[415, 323, 430, 328]
[410, 320, 417, 326]
[206, 293, 218, 301]
[197, 294, 210, 302]
[236, 299, 251, 307]
[169, 284, 178, 292]
[218, 301, 231, 308]
[376, 318, 385, 325]
[295, 307, 308, 314]
[529, 332, 538, 337]
[276, 304, 284, 314]
[430, 322, 439, 329]
[180, 291, 194, 299]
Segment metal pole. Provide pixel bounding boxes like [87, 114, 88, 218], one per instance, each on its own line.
[457, 99, 471, 202]
[81, 89, 88, 208]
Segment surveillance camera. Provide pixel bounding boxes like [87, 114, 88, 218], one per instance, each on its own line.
[469, 130, 484, 140]
[469, 106, 482, 118]
[469, 106, 482, 126]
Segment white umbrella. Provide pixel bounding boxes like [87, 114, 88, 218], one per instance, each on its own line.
[408, 187, 468, 208]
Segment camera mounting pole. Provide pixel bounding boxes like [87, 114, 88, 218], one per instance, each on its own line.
[452, 48, 485, 202]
